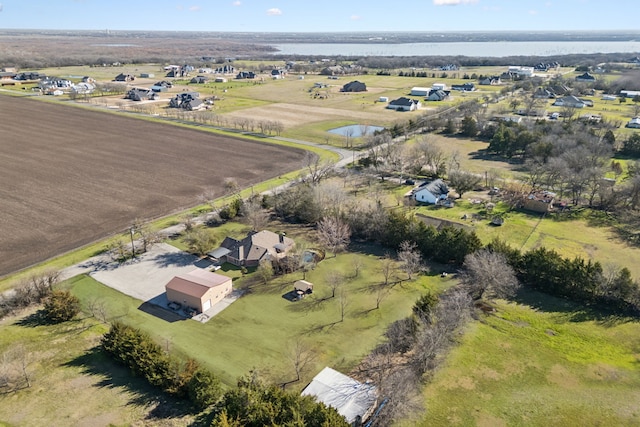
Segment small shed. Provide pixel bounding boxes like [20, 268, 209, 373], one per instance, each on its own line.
[294, 280, 313, 295]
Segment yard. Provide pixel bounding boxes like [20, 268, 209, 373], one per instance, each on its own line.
[65, 244, 436, 388]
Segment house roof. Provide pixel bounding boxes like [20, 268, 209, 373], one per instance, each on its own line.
[389, 97, 418, 106]
[417, 179, 449, 196]
[218, 230, 294, 263]
[302, 367, 377, 424]
[165, 269, 230, 299]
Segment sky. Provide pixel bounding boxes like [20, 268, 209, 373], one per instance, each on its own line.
[0, 0, 633, 33]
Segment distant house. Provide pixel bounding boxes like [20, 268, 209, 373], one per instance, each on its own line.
[575, 72, 596, 82]
[549, 84, 572, 96]
[125, 88, 157, 101]
[165, 69, 180, 78]
[432, 82, 447, 91]
[627, 117, 640, 128]
[208, 230, 295, 267]
[341, 80, 367, 92]
[165, 269, 232, 314]
[533, 87, 556, 99]
[190, 75, 209, 84]
[479, 76, 501, 85]
[301, 367, 378, 426]
[235, 71, 256, 79]
[169, 92, 203, 110]
[553, 95, 586, 108]
[426, 89, 449, 101]
[271, 69, 286, 79]
[151, 80, 172, 92]
[387, 97, 421, 111]
[0, 71, 16, 80]
[522, 190, 555, 213]
[214, 76, 227, 83]
[410, 87, 430, 96]
[214, 64, 235, 74]
[413, 179, 449, 204]
[451, 83, 475, 92]
[620, 90, 640, 98]
[71, 82, 95, 95]
[114, 73, 135, 82]
[14, 71, 43, 81]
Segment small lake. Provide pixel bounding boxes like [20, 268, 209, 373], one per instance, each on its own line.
[328, 124, 384, 137]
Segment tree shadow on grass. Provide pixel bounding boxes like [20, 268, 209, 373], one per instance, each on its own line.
[64, 346, 196, 421]
[512, 288, 637, 327]
[285, 294, 332, 314]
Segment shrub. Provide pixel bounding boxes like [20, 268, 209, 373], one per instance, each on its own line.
[42, 289, 80, 323]
[188, 368, 223, 410]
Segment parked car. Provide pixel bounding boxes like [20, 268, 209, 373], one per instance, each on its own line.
[404, 179, 415, 185]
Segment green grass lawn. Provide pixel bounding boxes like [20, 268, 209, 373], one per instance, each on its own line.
[404, 292, 640, 427]
[66, 247, 437, 389]
[0, 306, 192, 427]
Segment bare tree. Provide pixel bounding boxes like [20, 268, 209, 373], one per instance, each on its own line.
[303, 152, 332, 185]
[223, 177, 240, 197]
[132, 219, 161, 253]
[241, 196, 270, 231]
[374, 284, 390, 310]
[316, 217, 351, 257]
[180, 213, 195, 232]
[325, 271, 344, 298]
[379, 254, 397, 286]
[183, 227, 218, 257]
[461, 249, 520, 300]
[287, 339, 315, 383]
[256, 259, 274, 285]
[448, 170, 482, 199]
[107, 238, 129, 262]
[352, 257, 363, 278]
[339, 289, 349, 322]
[415, 135, 446, 175]
[344, 126, 355, 148]
[397, 241, 422, 280]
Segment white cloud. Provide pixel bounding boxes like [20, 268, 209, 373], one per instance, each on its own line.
[433, 0, 478, 5]
[350, 15, 361, 21]
[232, 1, 241, 6]
[528, 9, 538, 15]
[266, 8, 282, 16]
[189, 5, 201, 12]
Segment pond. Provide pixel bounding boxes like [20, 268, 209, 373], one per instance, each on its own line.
[328, 124, 384, 137]
[303, 250, 324, 263]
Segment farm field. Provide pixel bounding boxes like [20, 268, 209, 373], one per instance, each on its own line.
[0, 94, 306, 277]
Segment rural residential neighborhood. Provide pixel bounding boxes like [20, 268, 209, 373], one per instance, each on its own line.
[2, 13, 640, 427]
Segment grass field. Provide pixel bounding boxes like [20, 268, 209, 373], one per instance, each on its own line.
[401, 292, 640, 427]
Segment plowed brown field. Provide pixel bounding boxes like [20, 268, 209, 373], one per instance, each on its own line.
[0, 95, 306, 277]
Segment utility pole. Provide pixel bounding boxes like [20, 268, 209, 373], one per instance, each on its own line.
[129, 227, 136, 258]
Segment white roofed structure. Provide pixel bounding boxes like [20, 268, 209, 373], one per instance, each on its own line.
[302, 367, 378, 425]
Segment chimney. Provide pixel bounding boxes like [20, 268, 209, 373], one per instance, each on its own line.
[279, 232, 285, 244]
[238, 245, 244, 261]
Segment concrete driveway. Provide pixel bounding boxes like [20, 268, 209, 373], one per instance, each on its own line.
[90, 243, 213, 302]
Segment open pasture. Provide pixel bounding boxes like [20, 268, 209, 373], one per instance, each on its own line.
[0, 95, 306, 277]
